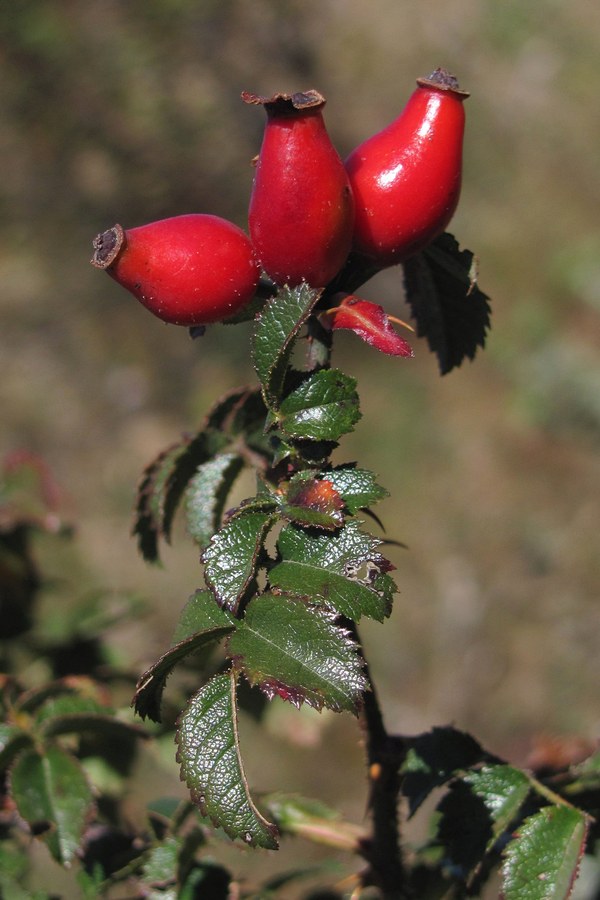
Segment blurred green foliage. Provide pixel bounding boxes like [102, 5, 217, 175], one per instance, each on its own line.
[1, 0, 599, 798]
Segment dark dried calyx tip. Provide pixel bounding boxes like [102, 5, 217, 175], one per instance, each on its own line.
[417, 68, 470, 98]
[241, 89, 326, 116]
[90, 224, 125, 269]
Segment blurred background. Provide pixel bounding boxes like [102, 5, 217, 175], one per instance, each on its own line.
[1, 0, 599, 888]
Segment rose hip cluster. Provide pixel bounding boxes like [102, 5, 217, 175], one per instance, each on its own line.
[91, 69, 468, 328]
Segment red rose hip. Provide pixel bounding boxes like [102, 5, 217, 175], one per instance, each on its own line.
[345, 69, 469, 266]
[91, 214, 260, 326]
[243, 89, 354, 288]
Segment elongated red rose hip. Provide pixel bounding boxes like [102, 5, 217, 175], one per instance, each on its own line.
[345, 69, 469, 265]
[91, 214, 260, 326]
[243, 89, 354, 288]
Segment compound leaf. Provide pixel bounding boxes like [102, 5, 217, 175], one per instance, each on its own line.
[227, 593, 368, 713]
[176, 671, 279, 849]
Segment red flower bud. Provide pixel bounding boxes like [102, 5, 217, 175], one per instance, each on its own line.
[345, 69, 469, 266]
[91, 214, 260, 326]
[243, 90, 354, 288]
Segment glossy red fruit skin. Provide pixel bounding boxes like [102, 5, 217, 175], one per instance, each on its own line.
[345, 69, 469, 266]
[91, 214, 260, 326]
[243, 90, 355, 288]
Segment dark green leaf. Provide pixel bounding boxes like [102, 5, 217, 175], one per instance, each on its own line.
[322, 464, 389, 514]
[0, 723, 32, 770]
[11, 745, 94, 865]
[436, 780, 495, 879]
[204, 386, 271, 458]
[133, 603, 235, 723]
[175, 671, 279, 849]
[185, 453, 245, 549]
[402, 726, 489, 816]
[280, 471, 345, 530]
[502, 805, 588, 900]
[252, 283, 321, 408]
[172, 589, 236, 644]
[33, 695, 149, 742]
[269, 521, 395, 622]
[141, 835, 180, 887]
[132, 441, 188, 563]
[465, 764, 531, 847]
[161, 429, 229, 544]
[202, 508, 277, 613]
[278, 369, 361, 441]
[227, 593, 368, 713]
[403, 232, 491, 375]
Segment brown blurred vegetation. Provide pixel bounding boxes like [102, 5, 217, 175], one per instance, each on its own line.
[1, 0, 599, 880]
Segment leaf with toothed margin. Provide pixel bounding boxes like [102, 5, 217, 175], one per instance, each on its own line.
[132, 593, 236, 722]
[132, 441, 189, 563]
[278, 369, 361, 442]
[226, 593, 368, 713]
[176, 670, 279, 849]
[202, 506, 277, 613]
[502, 805, 588, 900]
[279, 471, 345, 530]
[185, 453, 245, 550]
[402, 232, 491, 375]
[269, 520, 395, 622]
[10, 745, 94, 865]
[321, 464, 389, 515]
[252, 283, 321, 409]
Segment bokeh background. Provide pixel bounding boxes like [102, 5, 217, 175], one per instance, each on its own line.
[2, 0, 599, 892]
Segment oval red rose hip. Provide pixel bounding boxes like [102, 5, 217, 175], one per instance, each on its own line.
[91, 214, 260, 326]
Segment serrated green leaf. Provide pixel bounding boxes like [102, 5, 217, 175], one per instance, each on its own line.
[202, 509, 277, 613]
[11, 745, 94, 865]
[322, 464, 389, 514]
[403, 231, 492, 375]
[133, 442, 188, 563]
[280, 471, 345, 530]
[252, 284, 321, 408]
[0, 723, 33, 770]
[465, 765, 531, 847]
[172, 590, 236, 644]
[227, 593, 368, 713]
[502, 805, 588, 900]
[269, 521, 394, 622]
[133, 607, 235, 723]
[141, 835, 180, 886]
[278, 369, 360, 441]
[185, 453, 245, 549]
[162, 430, 229, 545]
[33, 695, 148, 742]
[176, 671, 279, 849]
